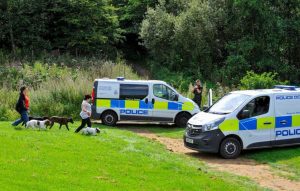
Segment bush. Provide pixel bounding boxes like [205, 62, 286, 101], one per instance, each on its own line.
[0, 59, 140, 121]
[0, 89, 19, 120]
[239, 71, 288, 90]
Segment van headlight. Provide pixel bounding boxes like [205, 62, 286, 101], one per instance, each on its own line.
[203, 118, 225, 132]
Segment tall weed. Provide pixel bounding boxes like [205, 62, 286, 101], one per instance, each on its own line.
[0, 60, 139, 121]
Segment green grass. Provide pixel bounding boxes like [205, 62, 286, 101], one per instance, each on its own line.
[0, 121, 264, 191]
[119, 124, 185, 139]
[244, 147, 300, 180]
[121, 123, 300, 181]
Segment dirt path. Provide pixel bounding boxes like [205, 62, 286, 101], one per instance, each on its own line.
[131, 129, 300, 191]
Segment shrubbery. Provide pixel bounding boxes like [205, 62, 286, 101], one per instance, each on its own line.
[0, 59, 139, 121]
[239, 71, 288, 90]
[140, 0, 300, 86]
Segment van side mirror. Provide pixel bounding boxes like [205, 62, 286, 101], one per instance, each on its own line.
[174, 94, 179, 101]
[202, 106, 208, 110]
[238, 109, 250, 120]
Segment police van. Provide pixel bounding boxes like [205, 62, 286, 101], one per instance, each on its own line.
[91, 78, 200, 127]
[184, 85, 300, 159]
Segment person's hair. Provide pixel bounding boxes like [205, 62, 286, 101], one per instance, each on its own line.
[195, 79, 202, 87]
[84, 94, 92, 100]
[20, 86, 27, 93]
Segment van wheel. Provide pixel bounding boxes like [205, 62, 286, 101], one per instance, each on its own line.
[101, 111, 117, 126]
[175, 113, 191, 127]
[219, 137, 241, 159]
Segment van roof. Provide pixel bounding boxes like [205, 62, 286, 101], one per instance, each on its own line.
[94, 78, 166, 84]
[232, 88, 300, 96]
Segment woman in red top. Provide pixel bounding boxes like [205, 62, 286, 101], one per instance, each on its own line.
[12, 86, 30, 127]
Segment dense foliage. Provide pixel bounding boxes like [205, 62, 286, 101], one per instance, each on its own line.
[0, 0, 123, 56]
[140, 0, 300, 85]
[0, 60, 139, 121]
[0, 0, 299, 87]
[239, 71, 287, 90]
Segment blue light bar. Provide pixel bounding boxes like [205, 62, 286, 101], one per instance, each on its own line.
[117, 77, 125, 81]
[274, 85, 299, 91]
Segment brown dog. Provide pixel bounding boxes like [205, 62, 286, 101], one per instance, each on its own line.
[49, 116, 74, 131]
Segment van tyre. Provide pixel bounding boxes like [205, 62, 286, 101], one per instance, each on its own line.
[101, 111, 117, 126]
[220, 137, 241, 159]
[175, 113, 191, 127]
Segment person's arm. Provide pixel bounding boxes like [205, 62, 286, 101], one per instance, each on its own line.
[19, 94, 27, 111]
[193, 86, 197, 94]
[195, 86, 201, 93]
[82, 102, 91, 116]
[82, 104, 87, 112]
[198, 87, 202, 93]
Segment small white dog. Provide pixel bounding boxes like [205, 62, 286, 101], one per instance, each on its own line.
[26, 120, 51, 130]
[81, 127, 100, 136]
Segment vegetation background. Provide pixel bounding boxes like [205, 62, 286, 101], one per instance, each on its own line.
[0, 0, 299, 119]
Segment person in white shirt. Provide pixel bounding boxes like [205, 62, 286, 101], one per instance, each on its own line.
[75, 95, 92, 133]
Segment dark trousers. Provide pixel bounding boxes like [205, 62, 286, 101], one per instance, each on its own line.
[193, 96, 202, 108]
[75, 118, 91, 133]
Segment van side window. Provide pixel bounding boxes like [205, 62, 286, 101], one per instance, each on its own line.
[153, 84, 177, 101]
[120, 84, 148, 100]
[237, 96, 270, 120]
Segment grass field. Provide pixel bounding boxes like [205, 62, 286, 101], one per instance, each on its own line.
[134, 124, 300, 181]
[245, 147, 300, 180]
[0, 121, 264, 191]
[118, 124, 185, 139]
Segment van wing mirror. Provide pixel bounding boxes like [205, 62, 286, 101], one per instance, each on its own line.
[174, 94, 179, 101]
[239, 109, 250, 119]
[202, 106, 208, 110]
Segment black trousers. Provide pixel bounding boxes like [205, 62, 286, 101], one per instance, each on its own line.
[75, 118, 91, 133]
[193, 95, 202, 108]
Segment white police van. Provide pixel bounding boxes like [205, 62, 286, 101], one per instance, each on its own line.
[91, 77, 200, 127]
[184, 85, 300, 159]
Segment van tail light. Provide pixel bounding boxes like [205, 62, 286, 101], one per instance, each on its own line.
[91, 88, 95, 105]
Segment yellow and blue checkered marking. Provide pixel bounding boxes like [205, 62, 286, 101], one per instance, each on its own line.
[220, 115, 300, 131]
[239, 118, 257, 130]
[276, 116, 292, 128]
[293, 115, 300, 127]
[96, 99, 194, 111]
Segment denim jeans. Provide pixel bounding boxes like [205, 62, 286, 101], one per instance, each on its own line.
[12, 111, 29, 126]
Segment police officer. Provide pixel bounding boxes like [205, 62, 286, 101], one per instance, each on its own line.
[193, 79, 202, 108]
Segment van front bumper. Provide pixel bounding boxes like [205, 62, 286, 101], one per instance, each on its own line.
[183, 129, 225, 153]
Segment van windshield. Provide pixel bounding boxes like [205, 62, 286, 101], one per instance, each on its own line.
[207, 93, 250, 115]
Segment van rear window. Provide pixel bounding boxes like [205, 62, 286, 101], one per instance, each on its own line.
[120, 84, 148, 100]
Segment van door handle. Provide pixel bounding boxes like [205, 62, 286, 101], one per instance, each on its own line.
[145, 98, 148, 104]
[264, 122, 272, 125]
[280, 120, 287, 124]
[152, 98, 155, 105]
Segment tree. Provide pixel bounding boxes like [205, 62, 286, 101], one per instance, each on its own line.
[140, 0, 300, 85]
[140, 0, 225, 78]
[0, 0, 123, 57]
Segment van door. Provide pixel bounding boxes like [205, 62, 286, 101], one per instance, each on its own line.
[119, 84, 153, 121]
[274, 93, 300, 145]
[237, 95, 275, 148]
[151, 84, 179, 122]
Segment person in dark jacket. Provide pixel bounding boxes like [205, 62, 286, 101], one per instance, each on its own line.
[193, 79, 202, 108]
[12, 86, 30, 126]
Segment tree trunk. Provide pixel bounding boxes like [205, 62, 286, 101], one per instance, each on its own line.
[8, 12, 16, 57]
